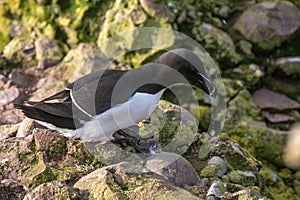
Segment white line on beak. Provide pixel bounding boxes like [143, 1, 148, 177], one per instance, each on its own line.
[197, 72, 216, 97]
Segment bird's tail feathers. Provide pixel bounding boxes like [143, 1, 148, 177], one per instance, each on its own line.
[14, 104, 46, 122]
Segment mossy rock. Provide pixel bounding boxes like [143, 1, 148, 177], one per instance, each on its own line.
[260, 166, 300, 200]
[139, 100, 198, 155]
[224, 64, 264, 89]
[222, 79, 262, 130]
[192, 22, 242, 68]
[97, 0, 175, 68]
[21, 152, 56, 188]
[234, 1, 300, 51]
[74, 162, 201, 200]
[228, 123, 285, 167]
[23, 180, 83, 200]
[2, 36, 35, 66]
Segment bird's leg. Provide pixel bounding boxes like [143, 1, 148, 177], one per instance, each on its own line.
[110, 137, 131, 144]
[116, 129, 135, 138]
[126, 139, 145, 153]
[128, 137, 158, 153]
[111, 127, 158, 153]
[111, 132, 144, 152]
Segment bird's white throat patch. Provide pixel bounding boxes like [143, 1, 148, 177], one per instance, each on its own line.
[64, 90, 165, 141]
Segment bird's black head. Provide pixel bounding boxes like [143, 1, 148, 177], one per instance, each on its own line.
[156, 48, 217, 98]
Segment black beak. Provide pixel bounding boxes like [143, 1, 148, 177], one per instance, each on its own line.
[196, 72, 217, 98]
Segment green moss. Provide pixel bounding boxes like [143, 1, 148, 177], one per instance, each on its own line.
[293, 172, 300, 197]
[222, 83, 262, 133]
[96, 0, 174, 69]
[158, 110, 180, 144]
[124, 173, 200, 200]
[0, 124, 19, 136]
[89, 172, 128, 200]
[228, 125, 285, 167]
[227, 170, 257, 187]
[3, 36, 34, 64]
[269, 180, 299, 200]
[278, 168, 292, 179]
[22, 152, 55, 188]
[223, 183, 245, 194]
[34, 131, 68, 161]
[192, 22, 242, 68]
[224, 64, 264, 89]
[199, 164, 222, 178]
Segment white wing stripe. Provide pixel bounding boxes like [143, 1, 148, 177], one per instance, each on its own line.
[68, 88, 93, 118]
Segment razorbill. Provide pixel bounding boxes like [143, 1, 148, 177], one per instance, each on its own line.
[16, 48, 217, 153]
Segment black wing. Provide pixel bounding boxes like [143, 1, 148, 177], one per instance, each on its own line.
[16, 70, 128, 129]
[68, 70, 128, 115]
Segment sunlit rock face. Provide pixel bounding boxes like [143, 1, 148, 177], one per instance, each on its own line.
[234, 1, 300, 50]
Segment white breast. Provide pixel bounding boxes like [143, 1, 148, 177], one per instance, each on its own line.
[64, 90, 165, 141]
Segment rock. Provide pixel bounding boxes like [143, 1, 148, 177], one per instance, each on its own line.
[234, 1, 300, 50]
[199, 156, 227, 177]
[0, 75, 25, 126]
[206, 180, 269, 199]
[252, 88, 300, 110]
[283, 123, 300, 169]
[139, 100, 198, 155]
[223, 78, 244, 100]
[2, 37, 35, 64]
[0, 126, 100, 189]
[186, 131, 270, 196]
[197, 135, 216, 160]
[97, 0, 141, 61]
[224, 64, 264, 88]
[16, 118, 35, 138]
[275, 56, 300, 77]
[83, 133, 144, 165]
[8, 69, 31, 87]
[193, 0, 234, 18]
[192, 23, 242, 66]
[227, 170, 257, 187]
[265, 76, 300, 102]
[33, 128, 68, 162]
[260, 166, 297, 199]
[228, 121, 287, 167]
[97, 0, 174, 68]
[262, 111, 296, 123]
[29, 77, 65, 101]
[206, 181, 226, 198]
[139, 0, 175, 21]
[21, 151, 52, 188]
[222, 189, 268, 199]
[0, 136, 34, 181]
[0, 179, 27, 200]
[294, 173, 300, 197]
[0, 85, 24, 107]
[225, 86, 262, 128]
[237, 40, 254, 58]
[35, 37, 63, 69]
[74, 162, 201, 199]
[0, 74, 8, 88]
[0, 124, 18, 140]
[185, 133, 262, 175]
[23, 180, 83, 200]
[54, 43, 112, 83]
[145, 152, 200, 186]
[0, 108, 24, 125]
